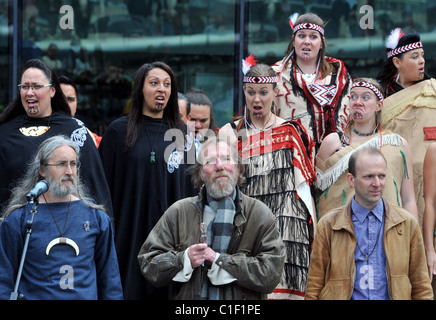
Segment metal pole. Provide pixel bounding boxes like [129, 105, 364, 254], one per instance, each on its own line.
[9, 0, 20, 101]
[235, 0, 247, 116]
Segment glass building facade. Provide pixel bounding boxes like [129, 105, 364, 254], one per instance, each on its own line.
[1, 0, 435, 134]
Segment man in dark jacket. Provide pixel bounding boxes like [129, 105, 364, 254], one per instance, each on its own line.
[138, 137, 285, 299]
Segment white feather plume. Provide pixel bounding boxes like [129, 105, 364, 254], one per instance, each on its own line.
[242, 59, 250, 75]
[386, 28, 402, 49]
[241, 54, 257, 75]
[289, 13, 299, 29]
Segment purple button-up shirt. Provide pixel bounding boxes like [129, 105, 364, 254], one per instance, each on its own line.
[350, 198, 390, 300]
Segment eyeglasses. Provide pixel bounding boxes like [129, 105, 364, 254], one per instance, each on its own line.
[44, 161, 80, 171]
[18, 84, 52, 92]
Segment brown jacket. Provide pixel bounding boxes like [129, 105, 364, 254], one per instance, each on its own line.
[306, 199, 433, 300]
[138, 187, 285, 300]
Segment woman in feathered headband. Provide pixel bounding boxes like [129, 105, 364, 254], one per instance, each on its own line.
[220, 55, 317, 300]
[377, 28, 427, 97]
[271, 12, 351, 152]
[378, 28, 436, 229]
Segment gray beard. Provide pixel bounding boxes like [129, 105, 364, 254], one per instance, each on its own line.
[205, 173, 238, 199]
[48, 176, 78, 198]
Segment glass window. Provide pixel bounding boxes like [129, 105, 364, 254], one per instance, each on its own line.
[0, 0, 9, 112]
[18, 0, 237, 134]
[3, 1, 436, 133]
[247, 0, 435, 79]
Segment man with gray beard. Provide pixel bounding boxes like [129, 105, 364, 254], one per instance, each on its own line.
[138, 137, 285, 300]
[0, 135, 123, 300]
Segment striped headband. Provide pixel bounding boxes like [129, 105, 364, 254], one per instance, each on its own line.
[351, 81, 384, 101]
[243, 76, 277, 84]
[387, 41, 423, 59]
[293, 23, 324, 36]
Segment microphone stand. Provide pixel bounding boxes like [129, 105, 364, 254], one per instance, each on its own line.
[10, 198, 39, 300]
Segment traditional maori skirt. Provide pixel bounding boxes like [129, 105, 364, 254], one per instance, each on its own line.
[238, 122, 316, 299]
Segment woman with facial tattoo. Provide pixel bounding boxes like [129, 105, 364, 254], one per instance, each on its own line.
[378, 28, 436, 226]
[315, 78, 417, 220]
[0, 59, 112, 217]
[99, 61, 196, 300]
[220, 56, 317, 300]
[272, 12, 351, 152]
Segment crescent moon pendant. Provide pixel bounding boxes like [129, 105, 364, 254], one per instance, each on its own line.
[46, 237, 80, 256]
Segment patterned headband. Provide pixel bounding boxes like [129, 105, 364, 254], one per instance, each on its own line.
[387, 41, 423, 59]
[293, 23, 325, 36]
[243, 76, 277, 84]
[351, 81, 384, 101]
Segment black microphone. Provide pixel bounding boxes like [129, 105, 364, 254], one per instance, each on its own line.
[26, 180, 49, 201]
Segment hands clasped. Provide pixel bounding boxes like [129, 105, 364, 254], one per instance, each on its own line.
[188, 243, 217, 268]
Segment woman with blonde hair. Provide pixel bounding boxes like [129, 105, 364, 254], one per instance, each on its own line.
[316, 78, 417, 220]
[221, 55, 316, 300]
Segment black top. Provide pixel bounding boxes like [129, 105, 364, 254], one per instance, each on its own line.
[380, 74, 430, 97]
[99, 114, 195, 300]
[0, 112, 113, 217]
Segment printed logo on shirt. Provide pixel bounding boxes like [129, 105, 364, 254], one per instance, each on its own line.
[167, 150, 183, 173]
[83, 221, 90, 232]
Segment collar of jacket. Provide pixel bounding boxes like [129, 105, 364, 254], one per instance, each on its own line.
[193, 185, 245, 227]
[331, 198, 407, 235]
[272, 56, 345, 83]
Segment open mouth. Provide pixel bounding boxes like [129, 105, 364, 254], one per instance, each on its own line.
[156, 96, 165, 103]
[155, 96, 166, 109]
[253, 106, 263, 114]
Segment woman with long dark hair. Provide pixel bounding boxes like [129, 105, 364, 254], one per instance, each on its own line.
[316, 78, 417, 220]
[377, 29, 427, 97]
[378, 28, 436, 225]
[0, 59, 112, 216]
[99, 61, 195, 300]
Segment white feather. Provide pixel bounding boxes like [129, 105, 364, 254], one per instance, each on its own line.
[289, 13, 299, 27]
[242, 59, 250, 75]
[386, 28, 402, 49]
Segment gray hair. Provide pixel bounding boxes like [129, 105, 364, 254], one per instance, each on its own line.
[187, 136, 245, 190]
[2, 135, 105, 217]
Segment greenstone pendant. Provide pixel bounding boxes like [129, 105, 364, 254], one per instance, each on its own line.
[150, 151, 156, 164]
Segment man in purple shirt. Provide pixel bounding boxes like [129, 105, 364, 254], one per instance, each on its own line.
[350, 187, 388, 299]
[306, 147, 433, 300]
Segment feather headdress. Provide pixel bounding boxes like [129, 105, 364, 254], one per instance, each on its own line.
[386, 28, 404, 50]
[242, 54, 258, 75]
[288, 13, 299, 29]
[242, 53, 277, 84]
[385, 28, 422, 59]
